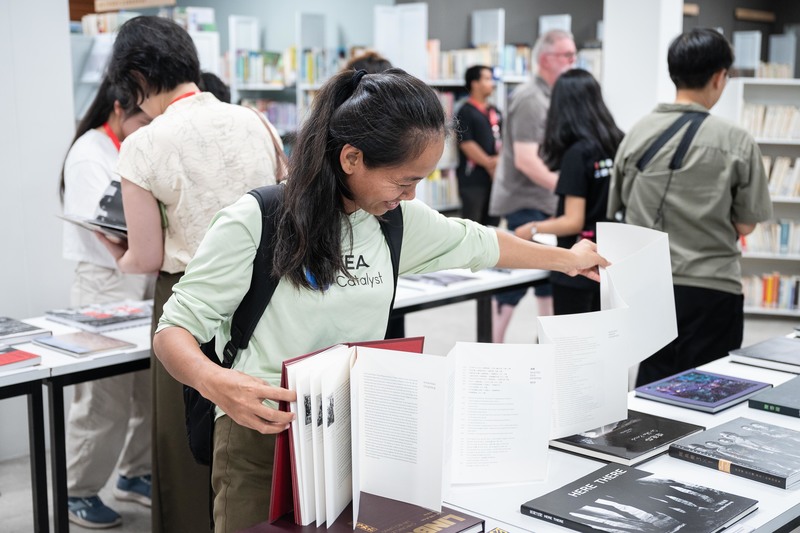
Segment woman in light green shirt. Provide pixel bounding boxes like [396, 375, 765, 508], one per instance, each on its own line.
[154, 68, 609, 532]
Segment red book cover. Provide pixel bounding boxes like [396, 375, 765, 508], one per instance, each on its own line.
[268, 337, 425, 523]
[0, 347, 42, 371]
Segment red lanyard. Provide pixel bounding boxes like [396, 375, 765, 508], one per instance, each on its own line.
[102, 122, 121, 152]
[468, 98, 499, 127]
[168, 91, 199, 107]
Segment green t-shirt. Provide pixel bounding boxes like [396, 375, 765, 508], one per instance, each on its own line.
[609, 102, 773, 294]
[158, 195, 499, 411]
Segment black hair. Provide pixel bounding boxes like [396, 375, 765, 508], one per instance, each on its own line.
[59, 78, 142, 201]
[106, 15, 201, 105]
[273, 68, 446, 290]
[464, 65, 491, 93]
[344, 51, 393, 74]
[199, 71, 231, 103]
[541, 69, 624, 170]
[668, 28, 733, 89]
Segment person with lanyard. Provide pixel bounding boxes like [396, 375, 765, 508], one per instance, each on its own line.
[456, 64, 502, 226]
[152, 67, 609, 533]
[97, 16, 285, 533]
[514, 69, 624, 315]
[59, 77, 154, 529]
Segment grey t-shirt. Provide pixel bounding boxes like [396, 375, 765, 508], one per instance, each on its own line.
[489, 76, 558, 217]
[609, 102, 773, 294]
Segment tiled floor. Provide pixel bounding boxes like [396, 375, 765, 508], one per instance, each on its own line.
[0, 292, 796, 532]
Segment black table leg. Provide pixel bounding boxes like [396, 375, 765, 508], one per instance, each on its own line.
[27, 383, 49, 533]
[46, 381, 69, 533]
[476, 295, 492, 343]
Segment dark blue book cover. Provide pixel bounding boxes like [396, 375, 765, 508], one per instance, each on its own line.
[634, 369, 771, 413]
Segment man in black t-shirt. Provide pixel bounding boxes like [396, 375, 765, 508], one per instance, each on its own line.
[456, 65, 501, 226]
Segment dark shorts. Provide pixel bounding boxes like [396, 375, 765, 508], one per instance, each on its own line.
[494, 208, 553, 307]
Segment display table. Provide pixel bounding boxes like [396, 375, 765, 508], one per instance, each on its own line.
[445, 356, 800, 532]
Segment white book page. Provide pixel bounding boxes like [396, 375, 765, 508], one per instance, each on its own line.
[538, 308, 630, 439]
[285, 364, 312, 525]
[321, 347, 356, 525]
[597, 222, 677, 366]
[450, 342, 555, 484]
[353, 346, 447, 514]
[309, 370, 327, 525]
[287, 345, 350, 526]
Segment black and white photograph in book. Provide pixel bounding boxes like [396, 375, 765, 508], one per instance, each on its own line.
[94, 180, 126, 227]
[669, 417, 800, 489]
[520, 464, 758, 533]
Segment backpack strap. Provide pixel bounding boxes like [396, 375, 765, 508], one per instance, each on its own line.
[377, 207, 404, 338]
[220, 184, 284, 367]
[635, 111, 709, 171]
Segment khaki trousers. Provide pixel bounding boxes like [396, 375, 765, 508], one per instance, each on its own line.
[211, 415, 276, 533]
[66, 262, 154, 496]
[151, 271, 212, 533]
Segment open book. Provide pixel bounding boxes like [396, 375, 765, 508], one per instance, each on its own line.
[270, 340, 555, 528]
[60, 180, 127, 242]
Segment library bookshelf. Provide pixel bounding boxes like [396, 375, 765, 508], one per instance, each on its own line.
[715, 77, 800, 318]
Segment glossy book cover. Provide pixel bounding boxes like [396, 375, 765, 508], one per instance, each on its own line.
[635, 369, 771, 413]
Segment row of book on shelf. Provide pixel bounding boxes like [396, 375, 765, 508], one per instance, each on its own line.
[742, 272, 800, 310]
[740, 218, 800, 255]
[0, 301, 154, 372]
[256, 331, 800, 533]
[763, 155, 800, 197]
[743, 103, 800, 140]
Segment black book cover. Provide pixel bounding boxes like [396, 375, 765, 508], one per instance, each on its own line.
[730, 336, 800, 373]
[551, 410, 704, 466]
[521, 464, 757, 533]
[749, 376, 800, 418]
[669, 416, 800, 489]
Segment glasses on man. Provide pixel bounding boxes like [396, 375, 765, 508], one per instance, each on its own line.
[549, 52, 577, 60]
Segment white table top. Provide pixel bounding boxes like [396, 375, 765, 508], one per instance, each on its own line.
[445, 356, 800, 533]
[395, 268, 548, 309]
[0, 316, 151, 384]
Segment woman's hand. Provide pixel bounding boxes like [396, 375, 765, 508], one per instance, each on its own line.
[565, 239, 610, 282]
[202, 367, 296, 434]
[514, 221, 537, 240]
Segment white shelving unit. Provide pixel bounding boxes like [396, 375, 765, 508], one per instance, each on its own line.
[715, 77, 800, 317]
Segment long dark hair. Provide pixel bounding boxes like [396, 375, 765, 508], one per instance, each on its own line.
[273, 68, 446, 290]
[59, 78, 139, 201]
[541, 69, 623, 170]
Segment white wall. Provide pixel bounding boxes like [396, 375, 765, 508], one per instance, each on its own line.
[0, 0, 75, 460]
[602, 0, 683, 131]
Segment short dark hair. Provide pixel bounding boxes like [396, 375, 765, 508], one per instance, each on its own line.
[273, 68, 447, 290]
[541, 69, 624, 170]
[668, 28, 733, 89]
[464, 65, 491, 93]
[344, 51, 393, 74]
[106, 16, 201, 104]
[199, 72, 231, 103]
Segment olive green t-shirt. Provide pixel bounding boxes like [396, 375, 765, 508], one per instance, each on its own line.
[609, 102, 773, 294]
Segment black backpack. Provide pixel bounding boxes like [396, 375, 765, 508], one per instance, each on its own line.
[184, 184, 404, 466]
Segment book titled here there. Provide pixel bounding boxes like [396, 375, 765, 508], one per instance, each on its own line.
[521, 464, 758, 533]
